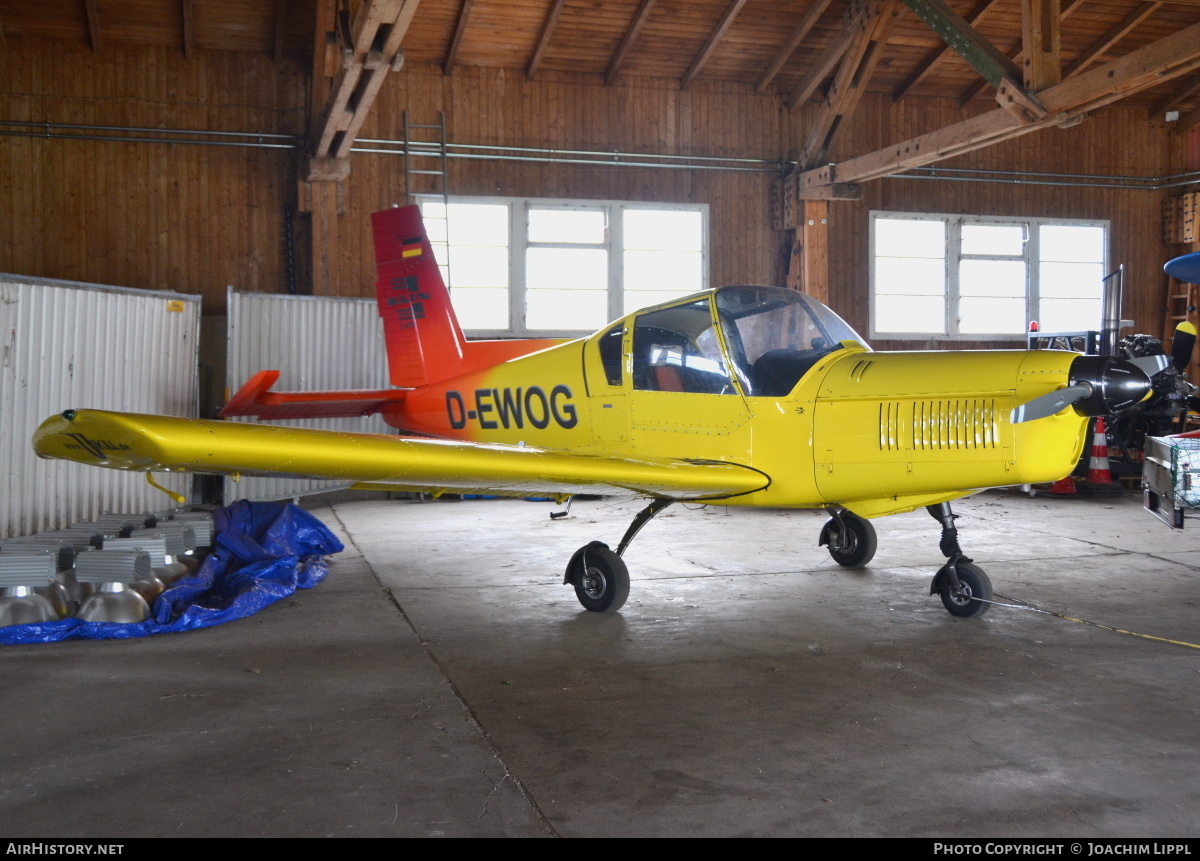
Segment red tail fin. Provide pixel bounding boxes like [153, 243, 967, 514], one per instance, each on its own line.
[372, 206, 467, 387]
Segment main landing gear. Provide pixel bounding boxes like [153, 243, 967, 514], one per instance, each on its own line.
[820, 503, 992, 618]
[563, 499, 673, 613]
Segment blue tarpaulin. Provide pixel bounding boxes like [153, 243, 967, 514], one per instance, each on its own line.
[0, 500, 344, 645]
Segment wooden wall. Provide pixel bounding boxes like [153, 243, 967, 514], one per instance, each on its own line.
[0, 39, 1188, 343]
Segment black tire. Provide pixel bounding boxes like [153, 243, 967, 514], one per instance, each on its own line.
[823, 513, 878, 567]
[571, 545, 630, 613]
[939, 562, 992, 618]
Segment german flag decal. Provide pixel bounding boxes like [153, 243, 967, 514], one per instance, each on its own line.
[401, 236, 423, 258]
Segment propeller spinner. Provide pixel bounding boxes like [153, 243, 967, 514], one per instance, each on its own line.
[1011, 355, 1155, 424]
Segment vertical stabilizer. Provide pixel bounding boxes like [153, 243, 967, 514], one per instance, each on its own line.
[372, 205, 466, 387]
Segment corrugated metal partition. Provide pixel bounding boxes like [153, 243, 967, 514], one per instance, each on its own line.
[0, 274, 200, 539]
[224, 290, 391, 502]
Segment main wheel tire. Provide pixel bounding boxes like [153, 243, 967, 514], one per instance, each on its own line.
[823, 514, 878, 567]
[571, 545, 630, 613]
[939, 562, 992, 618]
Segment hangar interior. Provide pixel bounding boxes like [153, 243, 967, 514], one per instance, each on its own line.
[3, 0, 1200, 838]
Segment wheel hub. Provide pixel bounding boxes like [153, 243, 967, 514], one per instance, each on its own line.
[581, 567, 607, 599]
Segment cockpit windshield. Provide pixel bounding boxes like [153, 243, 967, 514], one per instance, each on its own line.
[715, 286, 870, 396]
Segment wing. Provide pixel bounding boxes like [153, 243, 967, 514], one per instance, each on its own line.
[33, 410, 770, 500]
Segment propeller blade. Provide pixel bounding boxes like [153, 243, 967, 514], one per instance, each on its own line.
[1171, 321, 1196, 372]
[1010, 384, 1093, 424]
[1127, 354, 1171, 377]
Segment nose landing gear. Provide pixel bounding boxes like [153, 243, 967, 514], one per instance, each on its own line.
[926, 502, 992, 618]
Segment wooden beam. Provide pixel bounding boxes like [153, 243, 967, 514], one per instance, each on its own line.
[606, 0, 657, 86]
[755, 0, 835, 94]
[787, 24, 856, 110]
[1149, 75, 1200, 118]
[1022, 0, 1060, 89]
[443, 0, 474, 73]
[1178, 103, 1200, 132]
[786, 201, 830, 302]
[527, 0, 566, 79]
[799, 0, 901, 169]
[681, 0, 748, 89]
[83, 0, 101, 52]
[312, 0, 419, 161]
[892, 0, 999, 102]
[799, 18, 1200, 189]
[274, 0, 288, 64]
[957, 0, 1082, 104]
[899, 0, 1021, 88]
[1061, 1, 1161, 78]
[180, 0, 194, 59]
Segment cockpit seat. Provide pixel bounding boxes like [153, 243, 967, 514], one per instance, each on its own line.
[749, 349, 826, 397]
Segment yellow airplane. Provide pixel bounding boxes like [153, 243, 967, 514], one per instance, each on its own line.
[33, 206, 1163, 618]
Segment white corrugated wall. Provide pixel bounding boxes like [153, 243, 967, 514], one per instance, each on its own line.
[0, 274, 200, 539]
[223, 289, 391, 502]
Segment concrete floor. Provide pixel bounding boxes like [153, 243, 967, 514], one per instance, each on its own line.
[2, 488, 1200, 837]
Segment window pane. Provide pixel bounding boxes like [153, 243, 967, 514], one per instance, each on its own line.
[876, 257, 946, 297]
[960, 297, 1026, 334]
[960, 259, 1025, 298]
[1040, 261, 1104, 299]
[624, 249, 702, 293]
[448, 203, 509, 245]
[625, 209, 703, 251]
[526, 247, 608, 330]
[961, 224, 1025, 256]
[875, 295, 945, 333]
[1039, 298, 1102, 331]
[1040, 225, 1104, 263]
[875, 218, 945, 258]
[528, 208, 606, 244]
[445, 245, 508, 289]
[451, 287, 509, 330]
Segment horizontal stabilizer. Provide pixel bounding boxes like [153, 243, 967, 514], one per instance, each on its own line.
[218, 370, 407, 421]
[34, 409, 770, 501]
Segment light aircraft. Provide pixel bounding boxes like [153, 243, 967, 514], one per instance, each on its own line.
[33, 206, 1165, 618]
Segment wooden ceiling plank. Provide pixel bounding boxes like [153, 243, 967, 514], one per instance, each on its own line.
[274, 0, 288, 64]
[787, 23, 856, 110]
[606, 0, 658, 86]
[756, 0, 835, 94]
[527, 0, 567, 80]
[892, 0, 1000, 102]
[1061, 1, 1161, 78]
[443, 0, 475, 73]
[181, 0, 194, 59]
[800, 0, 902, 169]
[83, 0, 101, 52]
[682, 0, 750, 89]
[1022, 0, 1060, 89]
[958, 0, 1083, 104]
[0, 14, 6, 50]
[1148, 75, 1200, 117]
[800, 18, 1200, 189]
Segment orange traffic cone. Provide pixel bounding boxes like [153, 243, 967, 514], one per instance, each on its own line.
[1078, 417, 1122, 495]
[1047, 474, 1077, 495]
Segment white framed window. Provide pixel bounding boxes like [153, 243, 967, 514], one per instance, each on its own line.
[418, 196, 708, 337]
[870, 212, 1108, 341]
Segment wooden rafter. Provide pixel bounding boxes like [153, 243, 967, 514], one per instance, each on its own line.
[756, 0, 835, 94]
[892, 0, 998, 102]
[799, 0, 902, 169]
[180, 0, 193, 59]
[1061, 1, 1161, 78]
[312, 0, 420, 163]
[274, 0, 289, 64]
[606, 0, 657, 86]
[1179, 103, 1200, 132]
[787, 22, 855, 109]
[443, 0, 474, 73]
[83, 0, 101, 52]
[681, 0, 748, 89]
[958, 0, 1082, 104]
[1149, 75, 1200, 118]
[899, 0, 1022, 89]
[1022, 0, 1060, 89]
[527, 0, 566, 80]
[798, 19, 1200, 191]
